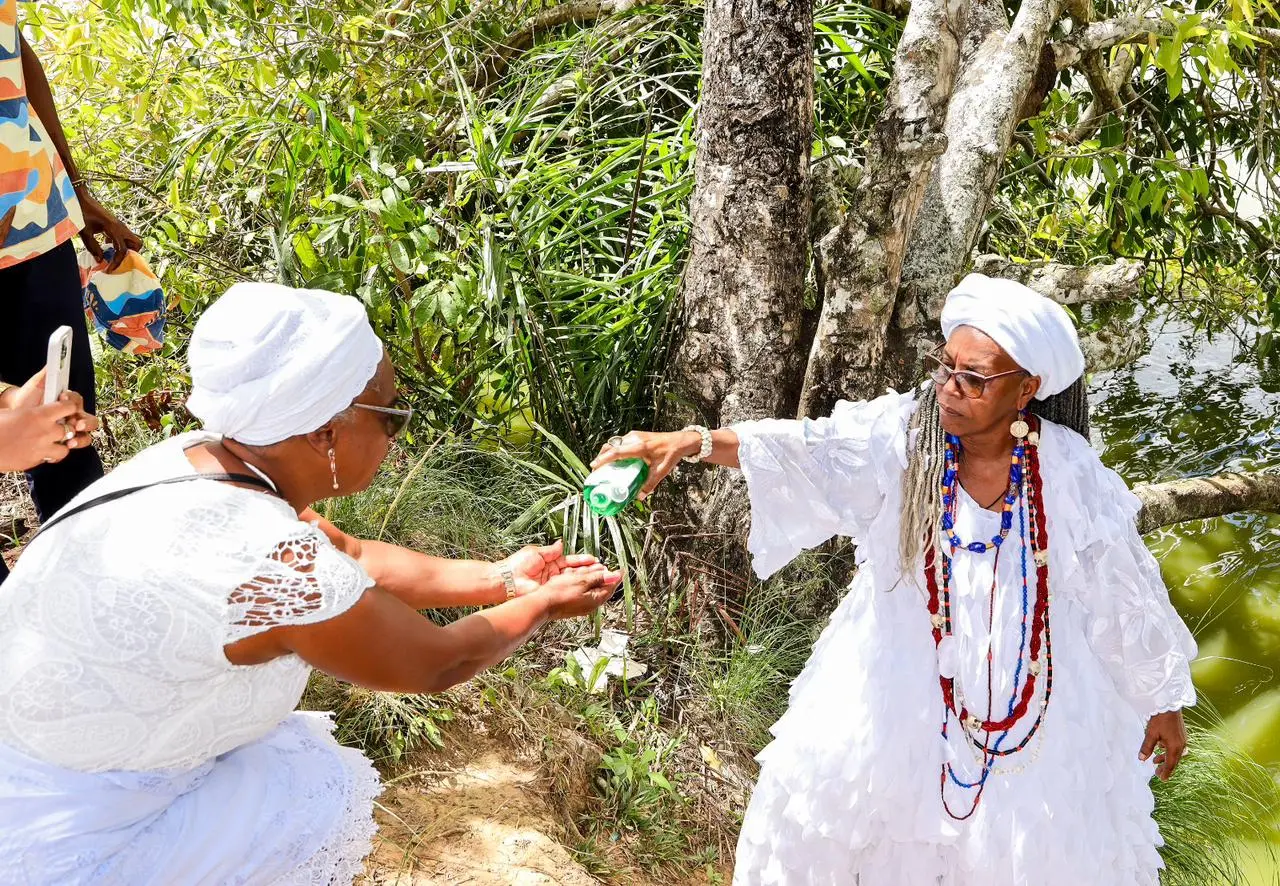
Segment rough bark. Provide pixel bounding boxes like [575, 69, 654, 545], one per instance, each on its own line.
[895, 0, 1066, 339]
[795, 0, 959, 417]
[661, 0, 815, 581]
[673, 0, 814, 426]
[1063, 47, 1136, 145]
[969, 255, 1145, 307]
[1135, 471, 1280, 535]
[1079, 312, 1149, 373]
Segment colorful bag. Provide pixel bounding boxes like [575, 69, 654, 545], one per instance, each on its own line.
[79, 247, 166, 355]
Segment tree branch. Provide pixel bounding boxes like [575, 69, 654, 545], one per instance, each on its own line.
[968, 255, 1146, 307]
[468, 0, 666, 91]
[1079, 312, 1149, 372]
[1135, 470, 1280, 535]
[894, 0, 1063, 334]
[1053, 15, 1280, 70]
[1063, 47, 1136, 144]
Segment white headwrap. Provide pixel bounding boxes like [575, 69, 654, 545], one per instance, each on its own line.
[187, 282, 384, 446]
[940, 273, 1085, 400]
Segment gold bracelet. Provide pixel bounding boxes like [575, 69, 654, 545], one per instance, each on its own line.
[0, 381, 13, 404]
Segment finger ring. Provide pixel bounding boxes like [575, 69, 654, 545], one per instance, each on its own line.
[607, 436, 624, 449]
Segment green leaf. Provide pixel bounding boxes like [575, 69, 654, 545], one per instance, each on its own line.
[293, 233, 319, 270]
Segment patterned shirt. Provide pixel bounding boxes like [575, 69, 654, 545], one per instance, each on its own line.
[0, 0, 82, 270]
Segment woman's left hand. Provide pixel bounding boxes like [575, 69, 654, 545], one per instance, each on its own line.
[502, 540, 601, 596]
[78, 190, 143, 272]
[1140, 710, 1188, 780]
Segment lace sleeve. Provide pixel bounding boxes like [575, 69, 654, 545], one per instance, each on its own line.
[1046, 425, 1198, 719]
[1083, 517, 1198, 718]
[225, 523, 374, 644]
[733, 391, 915, 580]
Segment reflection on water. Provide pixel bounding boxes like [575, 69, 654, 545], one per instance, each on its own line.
[1091, 310, 1280, 767]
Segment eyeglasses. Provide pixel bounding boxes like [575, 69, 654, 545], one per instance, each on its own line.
[354, 395, 414, 437]
[927, 350, 1027, 400]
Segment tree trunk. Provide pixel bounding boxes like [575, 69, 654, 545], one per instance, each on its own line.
[673, 0, 814, 427]
[661, 0, 815, 582]
[796, 0, 959, 416]
[894, 0, 1063, 349]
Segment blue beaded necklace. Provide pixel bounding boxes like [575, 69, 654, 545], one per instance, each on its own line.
[940, 433, 1024, 553]
[931, 414, 1052, 820]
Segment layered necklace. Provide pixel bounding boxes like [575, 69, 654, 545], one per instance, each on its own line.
[924, 412, 1053, 820]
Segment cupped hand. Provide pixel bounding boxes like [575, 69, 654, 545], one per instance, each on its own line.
[78, 190, 142, 272]
[540, 564, 623, 619]
[1140, 709, 1188, 781]
[503, 540, 601, 596]
[589, 430, 699, 500]
[0, 393, 99, 472]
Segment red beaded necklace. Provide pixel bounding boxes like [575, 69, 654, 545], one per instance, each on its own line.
[924, 414, 1053, 820]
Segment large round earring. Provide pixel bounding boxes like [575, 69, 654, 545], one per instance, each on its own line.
[1010, 411, 1030, 439]
[329, 447, 340, 491]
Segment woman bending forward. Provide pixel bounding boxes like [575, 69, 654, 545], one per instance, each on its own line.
[0, 283, 620, 884]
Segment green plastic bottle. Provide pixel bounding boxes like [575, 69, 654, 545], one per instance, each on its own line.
[583, 459, 650, 516]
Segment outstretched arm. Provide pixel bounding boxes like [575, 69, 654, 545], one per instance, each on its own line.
[590, 428, 741, 498]
[301, 509, 601, 610]
[225, 567, 620, 693]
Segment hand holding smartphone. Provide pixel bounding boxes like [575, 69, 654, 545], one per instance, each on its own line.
[43, 326, 73, 406]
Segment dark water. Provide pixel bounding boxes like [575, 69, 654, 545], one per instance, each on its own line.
[1091, 308, 1280, 868]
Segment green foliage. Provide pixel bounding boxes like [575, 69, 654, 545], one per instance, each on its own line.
[29, 0, 699, 451]
[990, 5, 1279, 329]
[303, 673, 455, 764]
[1153, 715, 1280, 885]
[588, 696, 705, 873]
[692, 563, 830, 750]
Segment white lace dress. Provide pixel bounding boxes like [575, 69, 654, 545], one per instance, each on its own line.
[0, 432, 382, 885]
[730, 391, 1197, 886]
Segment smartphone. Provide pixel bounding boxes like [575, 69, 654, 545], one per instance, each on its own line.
[43, 326, 73, 405]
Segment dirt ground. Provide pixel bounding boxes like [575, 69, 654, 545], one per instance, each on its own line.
[359, 724, 726, 886]
[361, 748, 605, 886]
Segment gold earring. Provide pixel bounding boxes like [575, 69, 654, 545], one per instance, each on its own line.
[329, 447, 340, 491]
[1010, 412, 1030, 439]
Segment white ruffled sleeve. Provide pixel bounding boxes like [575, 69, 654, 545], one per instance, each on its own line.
[733, 391, 915, 580]
[1048, 425, 1197, 719]
[225, 521, 374, 644]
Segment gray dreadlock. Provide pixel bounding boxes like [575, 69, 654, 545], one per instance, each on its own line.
[898, 377, 1092, 577]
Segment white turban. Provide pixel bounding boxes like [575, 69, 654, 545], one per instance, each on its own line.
[940, 273, 1085, 399]
[187, 282, 384, 446]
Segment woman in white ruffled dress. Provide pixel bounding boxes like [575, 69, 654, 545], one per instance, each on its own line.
[0, 282, 621, 884]
[595, 274, 1196, 885]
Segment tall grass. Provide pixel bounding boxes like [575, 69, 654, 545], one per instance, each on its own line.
[1154, 714, 1280, 885]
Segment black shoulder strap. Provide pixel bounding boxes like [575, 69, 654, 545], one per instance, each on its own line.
[32, 472, 279, 541]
